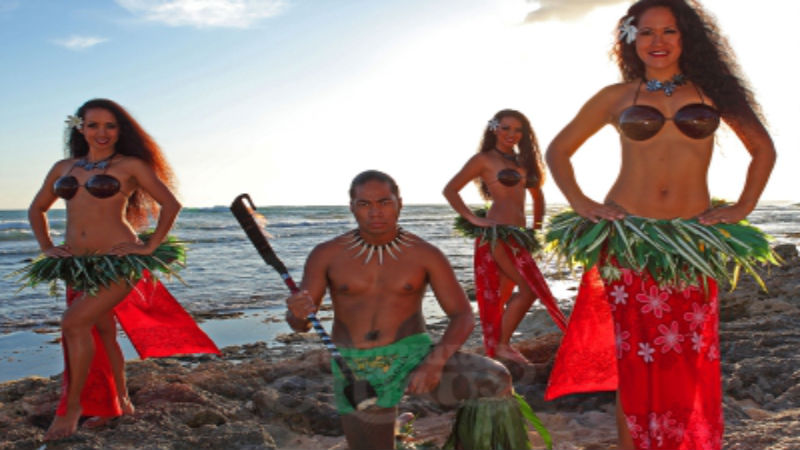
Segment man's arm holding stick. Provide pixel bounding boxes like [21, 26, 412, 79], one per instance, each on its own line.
[285, 244, 329, 332]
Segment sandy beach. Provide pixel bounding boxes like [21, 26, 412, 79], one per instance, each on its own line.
[1, 243, 798, 450]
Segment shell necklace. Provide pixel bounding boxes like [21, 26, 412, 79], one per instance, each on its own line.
[75, 152, 117, 171]
[344, 227, 414, 265]
[645, 73, 686, 96]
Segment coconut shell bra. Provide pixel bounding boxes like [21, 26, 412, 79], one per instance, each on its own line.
[53, 160, 121, 200]
[497, 169, 539, 188]
[618, 81, 720, 141]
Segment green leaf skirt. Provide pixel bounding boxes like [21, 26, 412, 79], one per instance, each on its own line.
[10, 234, 186, 297]
[453, 207, 542, 255]
[443, 392, 552, 450]
[544, 210, 780, 290]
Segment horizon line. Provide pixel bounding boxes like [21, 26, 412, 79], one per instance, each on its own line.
[1, 199, 798, 212]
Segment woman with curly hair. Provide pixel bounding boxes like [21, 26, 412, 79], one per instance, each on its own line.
[544, 1, 775, 449]
[28, 99, 218, 440]
[443, 109, 566, 366]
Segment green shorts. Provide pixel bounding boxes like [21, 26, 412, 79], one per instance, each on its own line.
[332, 333, 433, 414]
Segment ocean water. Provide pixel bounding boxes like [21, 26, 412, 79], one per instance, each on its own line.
[1, 203, 798, 381]
[0, 204, 508, 333]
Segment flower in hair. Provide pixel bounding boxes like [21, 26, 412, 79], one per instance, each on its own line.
[63, 114, 83, 146]
[487, 118, 500, 131]
[619, 16, 637, 44]
[65, 115, 83, 129]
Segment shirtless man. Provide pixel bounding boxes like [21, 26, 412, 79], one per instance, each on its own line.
[286, 170, 514, 450]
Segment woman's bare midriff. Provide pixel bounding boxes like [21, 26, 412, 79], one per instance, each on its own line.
[605, 182, 711, 219]
[64, 206, 138, 254]
[485, 179, 528, 227]
[487, 200, 527, 227]
[607, 138, 714, 219]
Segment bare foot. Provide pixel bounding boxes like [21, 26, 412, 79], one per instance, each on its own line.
[119, 395, 135, 415]
[44, 405, 82, 441]
[495, 344, 531, 365]
[83, 396, 134, 430]
[83, 416, 114, 429]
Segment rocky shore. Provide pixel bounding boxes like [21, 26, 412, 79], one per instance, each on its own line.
[1, 245, 798, 450]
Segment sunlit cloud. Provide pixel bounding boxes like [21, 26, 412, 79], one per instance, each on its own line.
[52, 35, 109, 50]
[524, 0, 627, 22]
[115, 0, 286, 28]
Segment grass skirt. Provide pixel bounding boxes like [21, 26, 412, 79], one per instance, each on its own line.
[11, 234, 186, 296]
[545, 211, 779, 289]
[444, 393, 551, 450]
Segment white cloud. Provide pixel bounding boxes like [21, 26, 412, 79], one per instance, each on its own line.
[525, 0, 627, 22]
[52, 35, 109, 51]
[115, 0, 286, 28]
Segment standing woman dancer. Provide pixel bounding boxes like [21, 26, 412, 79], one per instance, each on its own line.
[544, 1, 775, 449]
[28, 99, 218, 440]
[444, 109, 566, 365]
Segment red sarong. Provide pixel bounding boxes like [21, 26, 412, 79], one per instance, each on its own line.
[547, 266, 723, 450]
[474, 238, 567, 357]
[56, 271, 220, 417]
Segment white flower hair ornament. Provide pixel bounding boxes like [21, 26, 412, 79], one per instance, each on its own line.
[487, 118, 500, 131]
[63, 114, 83, 145]
[65, 115, 83, 130]
[619, 16, 637, 44]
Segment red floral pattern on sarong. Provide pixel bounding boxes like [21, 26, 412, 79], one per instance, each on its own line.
[474, 238, 567, 357]
[547, 266, 723, 450]
[56, 271, 220, 417]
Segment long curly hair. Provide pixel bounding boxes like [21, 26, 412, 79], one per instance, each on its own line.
[612, 0, 764, 124]
[475, 109, 544, 200]
[66, 99, 177, 230]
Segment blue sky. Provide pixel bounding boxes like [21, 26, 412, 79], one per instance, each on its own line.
[0, 0, 797, 209]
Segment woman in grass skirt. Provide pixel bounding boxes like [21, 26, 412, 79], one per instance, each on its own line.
[27, 99, 218, 440]
[544, 1, 776, 449]
[444, 109, 566, 366]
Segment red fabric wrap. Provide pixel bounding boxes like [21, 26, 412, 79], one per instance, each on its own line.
[545, 267, 618, 398]
[473, 238, 567, 357]
[56, 271, 220, 417]
[547, 265, 723, 450]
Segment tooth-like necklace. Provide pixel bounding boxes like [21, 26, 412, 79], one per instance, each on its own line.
[344, 227, 415, 265]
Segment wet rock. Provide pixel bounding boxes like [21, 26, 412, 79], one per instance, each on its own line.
[722, 397, 749, 426]
[720, 299, 751, 322]
[253, 387, 293, 419]
[134, 382, 208, 406]
[173, 423, 277, 450]
[0, 376, 51, 403]
[774, 243, 798, 261]
[185, 408, 227, 428]
[306, 402, 341, 437]
[252, 387, 342, 436]
[275, 331, 318, 344]
[194, 311, 244, 320]
[517, 332, 562, 365]
[185, 361, 265, 400]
